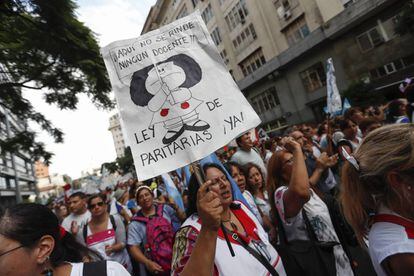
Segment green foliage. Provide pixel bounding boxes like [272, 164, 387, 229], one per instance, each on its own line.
[342, 80, 384, 107]
[102, 161, 119, 174]
[394, 1, 414, 35]
[101, 147, 135, 176]
[0, 0, 113, 163]
[116, 147, 135, 175]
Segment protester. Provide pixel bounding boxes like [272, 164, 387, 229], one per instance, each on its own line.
[224, 161, 262, 224]
[290, 130, 338, 194]
[128, 185, 181, 276]
[80, 194, 132, 273]
[244, 162, 271, 219]
[358, 117, 382, 137]
[341, 124, 414, 276]
[386, 98, 410, 124]
[126, 184, 139, 215]
[0, 203, 130, 275]
[267, 137, 353, 275]
[112, 188, 132, 224]
[61, 192, 91, 234]
[171, 163, 286, 276]
[337, 118, 362, 157]
[231, 132, 267, 177]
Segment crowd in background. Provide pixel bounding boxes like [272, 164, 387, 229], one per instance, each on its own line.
[2, 91, 414, 275]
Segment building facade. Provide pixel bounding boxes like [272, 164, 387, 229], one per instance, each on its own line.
[108, 113, 126, 158]
[0, 107, 37, 207]
[142, 0, 414, 133]
[35, 160, 49, 179]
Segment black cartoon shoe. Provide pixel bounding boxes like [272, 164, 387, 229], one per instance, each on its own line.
[162, 126, 185, 144]
[184, 120, 210, 131]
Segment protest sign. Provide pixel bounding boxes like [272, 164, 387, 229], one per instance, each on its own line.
[101, 11, 260, 180]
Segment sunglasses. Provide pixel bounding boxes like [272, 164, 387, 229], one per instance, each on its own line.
[88, 201, 104, 209]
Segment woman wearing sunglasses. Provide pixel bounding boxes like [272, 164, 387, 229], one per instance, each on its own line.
[80, 194, 132, 273]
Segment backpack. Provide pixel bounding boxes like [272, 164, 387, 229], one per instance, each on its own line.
[83, 215, 117, 242]
[132, 204, 174, 272]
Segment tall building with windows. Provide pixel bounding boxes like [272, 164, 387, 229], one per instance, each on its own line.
[108, 113, 126, 158]
[143, 0, 414, 132]
[0, 67, 37, 207]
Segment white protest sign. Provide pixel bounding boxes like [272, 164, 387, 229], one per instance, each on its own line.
[101, 11, 261, 180]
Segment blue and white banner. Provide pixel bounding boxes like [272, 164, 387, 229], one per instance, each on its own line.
[161, 173, 185, 211]
[326, 58, 342, 115]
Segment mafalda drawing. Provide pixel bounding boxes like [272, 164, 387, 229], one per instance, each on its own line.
[130, 53, 210, 144]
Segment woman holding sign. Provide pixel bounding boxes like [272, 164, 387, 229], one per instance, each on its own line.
[171, 163, 286, 276]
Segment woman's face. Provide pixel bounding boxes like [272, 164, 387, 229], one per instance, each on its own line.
[230, 165, 246, 192]
[59, 205, 68, 217]
[137, 189, 154, 210]
[0, 235, 38, 276]
[88, 197, 107, 217]
[205, 167, 232, 207]
[398, 102, 407, 115]
[343, 120, 358, 139]
[248, 166, 263, 190]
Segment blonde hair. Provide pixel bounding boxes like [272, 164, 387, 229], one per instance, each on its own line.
[340, 124, 414, 245]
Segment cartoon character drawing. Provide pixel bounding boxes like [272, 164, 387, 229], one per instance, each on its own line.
[130, 54, 210, 144]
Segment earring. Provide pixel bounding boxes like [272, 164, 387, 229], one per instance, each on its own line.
[41, 257, 53, 276]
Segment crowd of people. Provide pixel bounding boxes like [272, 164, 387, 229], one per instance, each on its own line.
[1, 95, 414, 276]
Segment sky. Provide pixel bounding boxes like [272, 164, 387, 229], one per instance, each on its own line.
[23, 0, 157, 178]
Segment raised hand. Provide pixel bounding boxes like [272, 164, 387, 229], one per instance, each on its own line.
[197, 180, 223, 231]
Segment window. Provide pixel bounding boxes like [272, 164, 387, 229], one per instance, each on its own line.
[300, 62, 326, 92]
[176, 5, 188, 19]
[284, 18, 310, 46]
[224, 0, 249, 31]
[220, 49, 229, 64]
[201, 4, 213, 24]
[250, 87, 280, 115]
[211, 27, 222, 46]
[356, 27, 384, 52]
[232, 24, 257, 51]
[239, 49, 266, 77]
[369, 55, 414, 80]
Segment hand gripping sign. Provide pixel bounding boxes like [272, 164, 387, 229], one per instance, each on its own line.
[101, 11, 261, 180]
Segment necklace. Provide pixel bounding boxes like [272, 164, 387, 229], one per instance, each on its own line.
[222, 211, 232, 222]
[222, 213, 239, 232]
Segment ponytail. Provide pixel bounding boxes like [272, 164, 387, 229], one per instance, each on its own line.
[340, 162, 375, 246]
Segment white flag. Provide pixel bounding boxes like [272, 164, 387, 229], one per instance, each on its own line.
[326, 58, 342, 115]
[101, 11, 260, 180]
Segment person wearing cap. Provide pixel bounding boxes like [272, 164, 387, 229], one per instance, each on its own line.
[109, 188, 133, 224]
[127, 185, 181, 276]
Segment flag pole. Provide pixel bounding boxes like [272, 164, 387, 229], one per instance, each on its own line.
[190, 162, 235, 257]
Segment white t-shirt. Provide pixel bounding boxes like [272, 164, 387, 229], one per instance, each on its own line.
[231, 148, 267, 177]
[368, 205, 414, 276]
[274, 187, 353, 276]
[61, 211, 91, 233]
[69, 261, 130, 276]
[242, 190, 263, 225]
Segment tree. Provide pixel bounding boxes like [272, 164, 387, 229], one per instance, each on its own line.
[342, 80, 384, 107]
[394, 1, 414, 36]
[101, 147, 135, 176]
[116, 147, 135, 175]
[0, 0, 113, 163]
